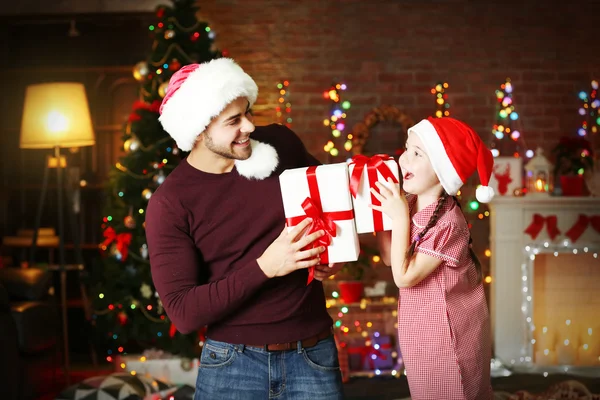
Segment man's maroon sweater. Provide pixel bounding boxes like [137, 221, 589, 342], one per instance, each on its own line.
[145, 124, 333, 344]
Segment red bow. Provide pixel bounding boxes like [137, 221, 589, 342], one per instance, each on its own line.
[565, 214, 600, 243]
[349, 155, 399, 232]
[128, 100, 162, 122]
[524, 214, 561, 240]
[286, 166, 354, 285]
[102, 227, 133, 261]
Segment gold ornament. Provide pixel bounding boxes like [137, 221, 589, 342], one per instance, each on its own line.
[180, 358, 193, 371]
[140, 282, 152, 298]
[158, 82, 169, 98]
[142, 188, 153, 200]
[124, 215, 136, 229]
[133, 61, 149, 81]
[124, 137, 141, 152]
[164, 29, 176, 40]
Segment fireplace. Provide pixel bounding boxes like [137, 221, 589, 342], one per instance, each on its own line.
[489, 196, 600, 375]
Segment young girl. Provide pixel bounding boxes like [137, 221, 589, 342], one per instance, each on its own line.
[371, 117, 494, 400]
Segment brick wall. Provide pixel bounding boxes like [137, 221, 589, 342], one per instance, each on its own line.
[196, 0, 600, 160]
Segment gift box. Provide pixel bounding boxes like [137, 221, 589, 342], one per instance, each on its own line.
[345, 337, 368, 371]
[368, 334, 395, 370]
[115, 351, 199, 386]
[279, 164, 360, 284]
[345, 335, 396, 371]
[348, 155, 400, 234]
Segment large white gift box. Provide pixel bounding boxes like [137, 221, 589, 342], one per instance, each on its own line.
[279, 163, 360, 283]
[347, 155, 400, 234]
[115, 353, 199, 386]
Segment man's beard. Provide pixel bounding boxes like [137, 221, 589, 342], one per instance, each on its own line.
[203, 131, 252, 161]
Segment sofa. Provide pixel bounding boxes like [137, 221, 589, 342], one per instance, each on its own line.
[0, 267, 59, 400]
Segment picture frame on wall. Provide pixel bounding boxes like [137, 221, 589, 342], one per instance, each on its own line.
[489, 156, 523, 197]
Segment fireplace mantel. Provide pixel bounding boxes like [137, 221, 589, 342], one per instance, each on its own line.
[489, 196, 600, 371]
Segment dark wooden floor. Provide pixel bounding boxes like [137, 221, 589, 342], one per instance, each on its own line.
[38, 363, 600, 400]
[343, 373, 600, 400]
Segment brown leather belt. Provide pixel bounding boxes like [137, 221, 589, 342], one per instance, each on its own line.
[245, 327, 333, 351]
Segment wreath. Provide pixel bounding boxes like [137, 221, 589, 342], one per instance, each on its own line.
[351, 105, 415, 156]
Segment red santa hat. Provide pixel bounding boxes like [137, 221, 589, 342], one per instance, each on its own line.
[158, 58, 259, 152]
[407, 117, 495, 203]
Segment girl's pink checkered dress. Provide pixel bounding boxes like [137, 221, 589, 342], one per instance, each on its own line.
[398, 195, 492, 400]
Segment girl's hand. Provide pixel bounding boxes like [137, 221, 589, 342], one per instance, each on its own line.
[369, 178, 409, 221]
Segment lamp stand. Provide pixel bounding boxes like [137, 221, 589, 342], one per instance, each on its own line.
[28, 145, 83, 386]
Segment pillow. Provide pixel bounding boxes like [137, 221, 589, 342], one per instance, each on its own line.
[56, 372, 177, 400]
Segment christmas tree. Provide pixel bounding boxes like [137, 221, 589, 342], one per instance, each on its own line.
[91, 0, 220, 360]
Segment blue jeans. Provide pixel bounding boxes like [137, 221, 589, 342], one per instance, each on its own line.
[195, 335, 344, 399]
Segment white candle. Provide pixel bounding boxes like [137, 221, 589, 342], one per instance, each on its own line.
[556, 339, 577, 365]
[577, 345, 599, 366]
[535, 326, 555, 350]
[580, 327, 600, 355]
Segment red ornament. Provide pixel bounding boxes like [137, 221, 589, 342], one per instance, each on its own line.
[169, 59, 181, 71]
[117, 312, 128, 325]
[156, 7, 165, 18]
[221, 49, 229, 57]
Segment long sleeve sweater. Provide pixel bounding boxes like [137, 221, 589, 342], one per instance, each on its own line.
[145, 124, 333, 344]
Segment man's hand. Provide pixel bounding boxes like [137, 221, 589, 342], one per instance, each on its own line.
[313, 262, 343, 281]
[257, 218, 326, 279]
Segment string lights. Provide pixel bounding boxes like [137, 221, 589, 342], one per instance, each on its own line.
[577, 80, 599, 137]
[322, 83, 352, 157]
[431, 82, 450, 118]
[326, 296, 402, 377]
[490, 78, 532, 159]
[276, 80, 292, 127]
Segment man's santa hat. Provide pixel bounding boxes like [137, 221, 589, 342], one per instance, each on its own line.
[407, 117, 495, 203]
[158, 58, 278, 179]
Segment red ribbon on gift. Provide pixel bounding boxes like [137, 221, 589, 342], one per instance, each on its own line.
[347, 342, 391, 370]
[524, 214, 561, 240]
[349, 155, 399, 232]
[565, 214, 600, 243]
[102, 227, 133, 261]
[286, 166, 355, 285]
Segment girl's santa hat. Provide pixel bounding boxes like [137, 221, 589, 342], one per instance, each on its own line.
[408, 117, 495, 203]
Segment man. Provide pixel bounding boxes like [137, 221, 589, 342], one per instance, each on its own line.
[146, 58, 344, 399]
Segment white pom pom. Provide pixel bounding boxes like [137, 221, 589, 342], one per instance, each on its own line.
[235, 139, 279, 180]
[476, 186, 495, 203]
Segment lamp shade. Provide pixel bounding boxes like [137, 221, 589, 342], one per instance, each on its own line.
[20, 82, 95, 149]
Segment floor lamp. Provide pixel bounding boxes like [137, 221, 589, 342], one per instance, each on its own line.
[20, 82, 95, 385]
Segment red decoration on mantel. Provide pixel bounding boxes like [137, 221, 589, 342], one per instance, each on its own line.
[565, 214, 600, 243]
[524, 214, 561, 240]
[493, 163, 513, 195]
